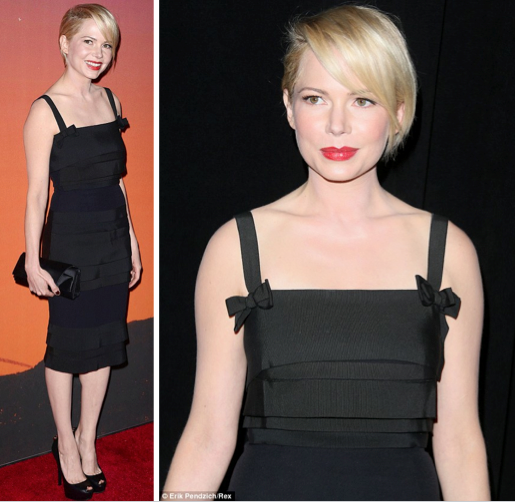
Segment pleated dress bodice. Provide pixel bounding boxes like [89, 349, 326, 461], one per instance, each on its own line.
[226, 212, 460, 448]
[43, 98, 128, 193]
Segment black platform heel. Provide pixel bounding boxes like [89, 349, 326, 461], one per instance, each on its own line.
[85, 470, 106, 493]
[51, 436, 93, 501]
[73, 428, 106, 493]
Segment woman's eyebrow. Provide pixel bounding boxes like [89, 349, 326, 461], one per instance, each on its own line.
[296, 87, 373, 96]
[350, 89, 372, 95]
[296, 87, 328, 95]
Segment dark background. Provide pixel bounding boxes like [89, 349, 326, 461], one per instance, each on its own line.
[160, 0, 515, 498]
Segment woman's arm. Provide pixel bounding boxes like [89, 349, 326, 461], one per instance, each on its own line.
[119, 178, 142, 288]
[23, 99, 59, 297]
[110, 91, 142, 288]
[163, 220, 248, 493]
[432, 223, 490, 501]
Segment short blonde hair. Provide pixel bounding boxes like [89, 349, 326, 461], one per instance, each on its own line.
[59, 4, 120, 65]
[282, 5, 417, 160]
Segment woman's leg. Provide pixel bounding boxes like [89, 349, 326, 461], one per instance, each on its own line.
[45, 367, 90, 485]
[74, 366, 111, 477]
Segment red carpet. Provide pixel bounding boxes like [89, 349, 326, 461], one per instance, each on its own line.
[0, 423, 153, 501]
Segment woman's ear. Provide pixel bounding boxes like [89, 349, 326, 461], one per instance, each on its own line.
[283, 89, 296, 130]
[395, 102, 405, 133]
[59, 35, 69, 58]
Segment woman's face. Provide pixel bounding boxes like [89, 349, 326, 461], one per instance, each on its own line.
[284, 50, 402, 183]
[61, 18, 113, 78]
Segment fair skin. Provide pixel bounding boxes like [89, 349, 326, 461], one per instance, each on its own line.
[24, 18, 141, 486]
[164, 49, 489, 500]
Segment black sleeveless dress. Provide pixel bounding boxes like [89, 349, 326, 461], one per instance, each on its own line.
[225, 212, 461, 501]
[40, 88, 132, 374]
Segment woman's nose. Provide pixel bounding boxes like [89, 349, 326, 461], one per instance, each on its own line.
[93, 44, 104, 59]
[326, 105, 351, 136]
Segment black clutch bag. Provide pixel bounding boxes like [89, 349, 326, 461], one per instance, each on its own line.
[12, 253, 81, 300]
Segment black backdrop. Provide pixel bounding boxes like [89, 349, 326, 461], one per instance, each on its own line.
[160, 1, 515, 498]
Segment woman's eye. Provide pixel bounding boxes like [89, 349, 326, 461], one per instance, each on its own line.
[103, 44, 112, 49]
[84, 39, 93, 45]
[303, 95, 324, 105]
[355, 98, 375, 107]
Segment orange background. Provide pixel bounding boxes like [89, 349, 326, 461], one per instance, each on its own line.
[0, 0, 154, 376]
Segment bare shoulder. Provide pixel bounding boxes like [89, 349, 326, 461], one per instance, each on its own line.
[446, 220, 477, 255]
[26, 97, 54, 123]
[24, 97, 58, 137]
[204, 218, 241, 260]
[198, 218, 246, 296]
[443, 220, 481, 289]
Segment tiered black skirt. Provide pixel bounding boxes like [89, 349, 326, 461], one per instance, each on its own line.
[42, 185, 131, 374]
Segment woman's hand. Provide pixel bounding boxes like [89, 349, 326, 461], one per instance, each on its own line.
[25, 264, 60, 297]
[129, 243, 142, 288]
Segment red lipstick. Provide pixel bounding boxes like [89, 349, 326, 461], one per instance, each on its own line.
[85, 60, 102, 70]
[320, 147, 359, 161]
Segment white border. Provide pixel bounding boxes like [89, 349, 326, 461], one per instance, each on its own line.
[153, 0, 160, 499]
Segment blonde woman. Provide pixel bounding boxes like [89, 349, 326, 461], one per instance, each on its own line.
[24, 4, 140, 500]
[164, 5, 489, 501]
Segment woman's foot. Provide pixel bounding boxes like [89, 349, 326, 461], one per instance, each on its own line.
[74, 427, 106, 491]
[51, 435, 93, 500]
[57, 434, 91, 486]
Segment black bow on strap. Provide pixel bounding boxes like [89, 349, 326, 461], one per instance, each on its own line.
[226, 279, 273, 332]
[415, 275, 461, 319]
[56, 125, 79, 148]
[117, 116, 129, 130]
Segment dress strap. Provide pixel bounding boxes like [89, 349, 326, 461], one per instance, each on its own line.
[38, 95, 68, 133]
[235, 212, 263, 293]
[427, 214, 448, 289]
[104, 88, 118, 118]
[104, 88, 129, 130]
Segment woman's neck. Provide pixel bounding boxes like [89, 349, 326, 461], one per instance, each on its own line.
[293, 166, 394, 222]
[56, 68, 94, 98]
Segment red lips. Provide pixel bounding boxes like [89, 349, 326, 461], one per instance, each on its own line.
[320, 146, 359, 161]
[85, 61, 102, 70]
